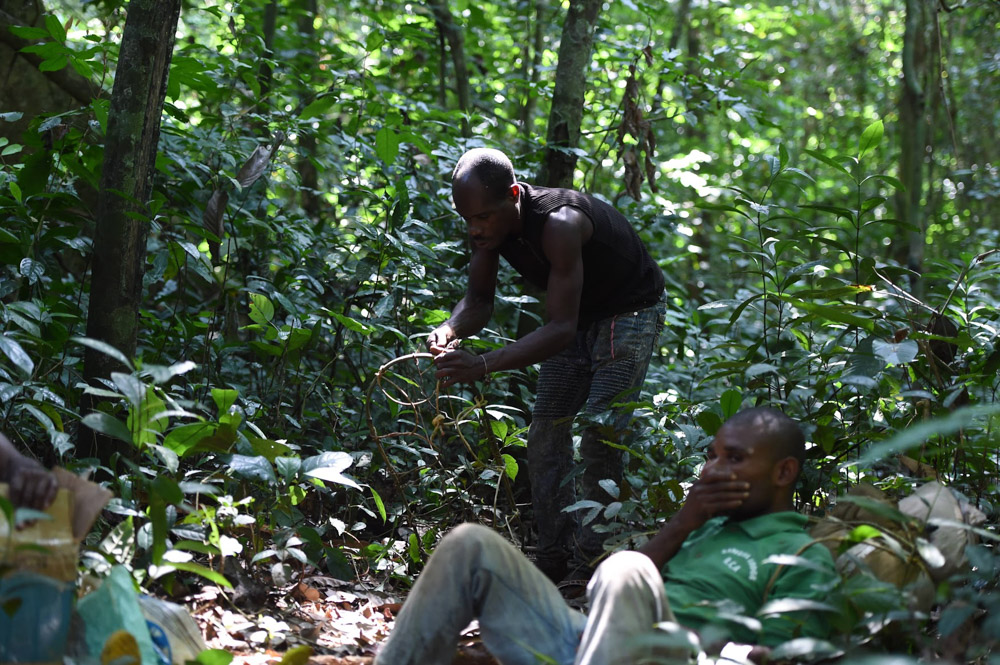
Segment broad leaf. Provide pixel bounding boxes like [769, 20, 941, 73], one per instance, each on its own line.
[82, 412, 134, 445]
[0, 334, 34, 378]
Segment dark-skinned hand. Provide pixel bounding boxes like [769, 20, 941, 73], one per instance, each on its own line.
[427, 325, 457, 357]
[8, 456, 58, 515]
[433, 348, 487, 388]
[671, 468, 750, 532]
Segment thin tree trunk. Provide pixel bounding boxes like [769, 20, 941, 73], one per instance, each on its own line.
[82, 0, 182, 467]
[259, 0, 278, 98]
[427, 0, 471, 137]
[518, 0, 548, 142]
[295, 0, 320, 219]
[539, 0, 602, 188]
[895, 0, 933, 295]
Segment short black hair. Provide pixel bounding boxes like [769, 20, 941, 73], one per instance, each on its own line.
[723, 407, 805, 469]
[452, 148, 516, 203]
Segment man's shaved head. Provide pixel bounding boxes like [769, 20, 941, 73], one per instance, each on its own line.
[452, 148, 516, 204]
[722, 407, 805, 471]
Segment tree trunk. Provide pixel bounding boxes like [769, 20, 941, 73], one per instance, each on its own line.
[82, 0, 182, 467]
[259, 0, 278, 98]
[0, 3, 99, 143]
[518, 0, 548, 143]
[539, 0, 602, 188]
[293, 0, 321, 219]
[894, 0, 934, 295]
[427, 0, 471, 137]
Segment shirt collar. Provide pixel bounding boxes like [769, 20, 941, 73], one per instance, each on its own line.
[724, 511, 809, 540]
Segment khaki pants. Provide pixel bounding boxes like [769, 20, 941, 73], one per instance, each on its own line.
[374, 523, 684, 665]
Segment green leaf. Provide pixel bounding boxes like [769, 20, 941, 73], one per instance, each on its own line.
[720, 389, 742, 419]
[82, 412, 134, 445]
[8, 26, 49, 40]
[249, 437, 292, 463]
[490, 419, 509, 441]
[846, 523, 883, 544]
[44, 14, 66, 43]
[248, 292, 274, 325]
[8, 181, 21, 204]
[111, 371, 146, 407]
[501, 453, 518, 481]
[729, 293, 764, 325]
[371, 486, 387, 523]
[18, 258, 43, 284]
[143, 361, 197, 384]
[330, 311, 373, 335]
[72, 336, 133, 371]
[168, 561, 232, 588]
[153, 475, 183, 504]
[782, 297, 876, 332]
[804, 149, 850, 175]
[375, 127, 400, 164]
[211, 388, 238, 415]
[196, 648, 235, 665]
[162, 422, 216, 457]
[871, 338, 918, 365]
[0, 334, 34, 378]
[843, 404, 1000, 470]
[306, 455, 361, 491]
[858, 119, 884, 159]
[38, 55, 68, 72]
[228, 454, 276, 485]
[299, 95, 336, 120]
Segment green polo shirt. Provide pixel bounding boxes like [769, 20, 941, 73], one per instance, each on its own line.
[663, 511, 838, 646]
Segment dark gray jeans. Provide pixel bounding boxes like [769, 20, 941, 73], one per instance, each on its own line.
[528, 299, 665, 573]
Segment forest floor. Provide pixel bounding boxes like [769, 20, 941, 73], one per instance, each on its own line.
[188, 570, 506, 665]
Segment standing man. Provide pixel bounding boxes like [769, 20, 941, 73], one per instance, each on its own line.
[430, 148, 665, 582]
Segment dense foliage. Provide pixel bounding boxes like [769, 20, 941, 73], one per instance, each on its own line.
[1, 0, 998, 661]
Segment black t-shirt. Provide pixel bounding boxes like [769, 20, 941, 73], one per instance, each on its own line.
[498, 183, 665, 327]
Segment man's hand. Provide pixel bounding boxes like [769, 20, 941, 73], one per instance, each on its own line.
[427, 324, 458, 356]
[673, 468, 751, 529]
[433, 349, 487, 388]
[8, 457, 58, 512]
[638, 469, 750, 569]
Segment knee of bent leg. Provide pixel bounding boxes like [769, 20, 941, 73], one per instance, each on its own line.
[590, 551, 661, 593]
[435, 523, 499, 557]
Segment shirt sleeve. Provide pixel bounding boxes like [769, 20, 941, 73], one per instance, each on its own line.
[756, 545, 840, 646]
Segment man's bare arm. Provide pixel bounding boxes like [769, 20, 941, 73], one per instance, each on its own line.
[428, 248, 499, 353]
[638, 471, 750, 569]
[433, 208, 588, 386]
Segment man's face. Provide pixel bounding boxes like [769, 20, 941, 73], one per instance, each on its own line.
[701, 424, 782, 520]
[452, 178, 518, 251]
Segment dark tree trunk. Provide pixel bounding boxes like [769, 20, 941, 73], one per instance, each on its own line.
[294, 0, 320, 219]
[259, 0, 278, 98]
[894, 0, 935, 295]
[427, 0, 471, 137]
[0, 3, 99, 143]
[82, 0, 182, 468]
[539, 0, 602, 188]
[518, 0, 548, 143]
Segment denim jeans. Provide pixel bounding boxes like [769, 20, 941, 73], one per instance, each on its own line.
[529, 299, 666, 572]
[372, 524, 673, 665]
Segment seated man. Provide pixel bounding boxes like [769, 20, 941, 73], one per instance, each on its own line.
[0, 431, 58, 512]
[373, 407, 838, 665]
